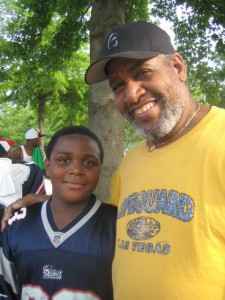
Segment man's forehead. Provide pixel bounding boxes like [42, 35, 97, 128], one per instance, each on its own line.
[106, 55, 164, 78]
[106, 58, 144, 75]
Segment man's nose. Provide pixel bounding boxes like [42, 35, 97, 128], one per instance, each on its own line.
[125, 80, 145, 105]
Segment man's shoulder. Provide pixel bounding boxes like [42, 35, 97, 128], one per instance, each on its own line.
[206, 106, 225, 135]
[210, 106, 225, 121]
[99, 202, 117, 215]
[11, 162, 30, 182]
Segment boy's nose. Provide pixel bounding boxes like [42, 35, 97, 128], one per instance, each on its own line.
[68, 160, 83, 175]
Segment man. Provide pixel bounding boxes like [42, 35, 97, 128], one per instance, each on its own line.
[2, 22, 225, 299]
[85, 22, 225, 299]
[9, 128, 45, 170]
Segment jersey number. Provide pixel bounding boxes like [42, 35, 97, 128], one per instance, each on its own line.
[21, 285, 100, 300]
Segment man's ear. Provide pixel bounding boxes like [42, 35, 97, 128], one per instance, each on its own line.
[171, 52, 187, 82]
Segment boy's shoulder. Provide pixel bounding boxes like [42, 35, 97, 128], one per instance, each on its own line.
[97, 201, 117, 223]
[100, 202, 117, 213]
[6, 202, 43, 231]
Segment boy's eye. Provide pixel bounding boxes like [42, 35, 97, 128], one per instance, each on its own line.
[56, 157, 71, 166]
[82, 158, 99, 169]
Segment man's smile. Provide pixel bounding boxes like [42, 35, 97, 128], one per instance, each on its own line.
[134, 101, 157, 115]
[128, 99, 159, 122]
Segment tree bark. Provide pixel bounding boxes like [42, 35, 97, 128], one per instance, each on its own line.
[37, 95, 46, 149]
[89, 0, 126, 202]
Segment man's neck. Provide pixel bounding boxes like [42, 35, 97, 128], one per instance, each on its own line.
[147, 103, 210, 151]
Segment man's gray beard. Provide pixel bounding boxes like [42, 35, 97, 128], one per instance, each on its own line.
[127, 101, 184, 142]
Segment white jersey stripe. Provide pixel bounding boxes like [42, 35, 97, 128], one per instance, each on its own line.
[41, 200, 102, 248]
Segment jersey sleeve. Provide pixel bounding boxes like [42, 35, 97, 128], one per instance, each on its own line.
[0, 230, 19, 300]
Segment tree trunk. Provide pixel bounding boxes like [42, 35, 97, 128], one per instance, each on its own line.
[37, 95, 46, 150]
[89, 0, 126, 202]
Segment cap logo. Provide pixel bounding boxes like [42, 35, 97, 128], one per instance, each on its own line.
[107, 32, 119, 50]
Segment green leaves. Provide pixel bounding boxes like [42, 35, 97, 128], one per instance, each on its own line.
[151, 0, 225, 106]
[0, 0, 91, 136]
[124, 0, 150, 22]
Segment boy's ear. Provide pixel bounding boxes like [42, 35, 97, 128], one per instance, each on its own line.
[45, 159, 50, 177]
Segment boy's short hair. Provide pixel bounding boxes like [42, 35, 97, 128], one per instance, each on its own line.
[46, 126, 104, 163]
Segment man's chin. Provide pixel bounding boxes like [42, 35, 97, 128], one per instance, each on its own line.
[128, 107, 183, 141]
[131, 121, 173, 142]
[130, 121, 155, 140]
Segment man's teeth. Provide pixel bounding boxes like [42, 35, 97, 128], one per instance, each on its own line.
[135, 102, 154, 114]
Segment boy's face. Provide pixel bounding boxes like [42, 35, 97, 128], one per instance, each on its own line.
[45, 134, 101, 205]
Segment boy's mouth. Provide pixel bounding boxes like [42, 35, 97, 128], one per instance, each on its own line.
[64, 181, 86, 190]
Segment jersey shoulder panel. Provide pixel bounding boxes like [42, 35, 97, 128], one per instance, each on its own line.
[5, 202, 42, 233]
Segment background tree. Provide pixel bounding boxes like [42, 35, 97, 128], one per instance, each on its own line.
[151, 0, 225, 106]
[0, 0, 224, 200]
[88, 0, 149, 200]
[0, 0, 90, 134]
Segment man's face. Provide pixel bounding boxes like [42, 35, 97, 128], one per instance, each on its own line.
[107, 54, 187, 140]
[31, 137, 40, 147]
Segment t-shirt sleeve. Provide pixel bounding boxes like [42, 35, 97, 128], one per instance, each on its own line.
[109, 169, 121, 207]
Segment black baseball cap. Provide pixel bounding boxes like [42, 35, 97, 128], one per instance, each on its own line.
[85, 21, 175, 84]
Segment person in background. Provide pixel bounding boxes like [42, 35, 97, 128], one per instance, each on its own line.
[8, 128, 45, 171]
[22, 162, 46, 196]
[85, 21, 225, 300]
[0, 140, 30, 208]
[0, 137, 16, 147]
[0, 126, 116, 300]
[0, 140, 45, 209]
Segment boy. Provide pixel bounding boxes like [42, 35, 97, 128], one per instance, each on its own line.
[0, 126, 117, 300]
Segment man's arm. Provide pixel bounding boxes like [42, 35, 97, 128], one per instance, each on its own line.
[1, 194, 50, 231]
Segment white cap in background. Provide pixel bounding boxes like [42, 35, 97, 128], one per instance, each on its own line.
[25, 128, 39, 139]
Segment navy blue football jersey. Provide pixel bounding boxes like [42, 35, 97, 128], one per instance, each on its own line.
[0, 196, 117, 300]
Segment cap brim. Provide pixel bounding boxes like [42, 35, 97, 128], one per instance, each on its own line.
[85, 51, 160, 84]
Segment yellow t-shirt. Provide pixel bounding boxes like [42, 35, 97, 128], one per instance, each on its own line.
[111, 106, 225, 300]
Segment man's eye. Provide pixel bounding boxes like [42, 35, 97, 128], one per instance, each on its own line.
[135, 69, 152, 80]
[111, 82, 124, 94]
